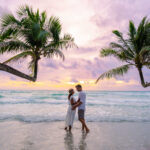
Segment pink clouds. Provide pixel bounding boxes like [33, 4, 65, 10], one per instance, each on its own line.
[0, 0, 150, 90]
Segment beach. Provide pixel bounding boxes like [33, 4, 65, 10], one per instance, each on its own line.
[0, 121, 150, 150]
[0, 90, 150, 150]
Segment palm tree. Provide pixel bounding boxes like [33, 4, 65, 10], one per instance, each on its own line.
[96, 17, 150, 88]
[0, 20, 36, 81]
[0, 5, 75, 81]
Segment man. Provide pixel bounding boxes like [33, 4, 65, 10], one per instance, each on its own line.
[72, 84, 89, 133]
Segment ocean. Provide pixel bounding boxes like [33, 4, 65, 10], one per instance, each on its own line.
[0, 90, 150, 123]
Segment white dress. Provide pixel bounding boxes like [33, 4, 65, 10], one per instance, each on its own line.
[65, 95, 76, 127]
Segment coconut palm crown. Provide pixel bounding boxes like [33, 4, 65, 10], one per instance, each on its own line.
[0, 5, 75, 81]
[96, 17, 150, 88]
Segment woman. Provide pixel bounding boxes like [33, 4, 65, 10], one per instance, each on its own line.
[65, 89, 76, 131]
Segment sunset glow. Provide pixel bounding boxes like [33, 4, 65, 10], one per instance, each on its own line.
[0, 0, 150, 90]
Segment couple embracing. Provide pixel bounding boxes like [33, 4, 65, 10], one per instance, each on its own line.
[65, 84, 90, 133]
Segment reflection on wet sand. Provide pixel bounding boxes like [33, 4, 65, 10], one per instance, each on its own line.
[78, 132, 88, 150]
[64, 132, 88, 150]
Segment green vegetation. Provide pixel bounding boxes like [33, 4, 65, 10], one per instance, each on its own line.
[0, 5, 75, 81]
[96, 17, 150, 88]
[0, 6, 150, 88]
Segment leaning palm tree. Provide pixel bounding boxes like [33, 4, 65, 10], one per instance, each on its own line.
[96, 17, 150, 88]
[0, 5, 75, 81]
[0, 27, 36, 81]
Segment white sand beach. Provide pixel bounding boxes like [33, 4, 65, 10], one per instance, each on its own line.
[0, 121, 150, 150]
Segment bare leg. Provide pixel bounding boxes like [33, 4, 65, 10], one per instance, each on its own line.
[79, 119, 90, 133]
[69, 125, 72, 132]
[82, 124, 85, 131]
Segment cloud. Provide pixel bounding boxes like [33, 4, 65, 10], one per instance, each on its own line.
[43, 60, 59, 69]
[0, 0, 150, 90]
[70, 78, 78, 82]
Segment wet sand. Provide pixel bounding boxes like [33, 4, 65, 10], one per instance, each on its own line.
[0, 121, 150, 150]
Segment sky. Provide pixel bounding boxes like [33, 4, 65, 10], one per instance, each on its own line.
[0, 0, 150, 90]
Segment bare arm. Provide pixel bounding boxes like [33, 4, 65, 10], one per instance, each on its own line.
[70, 98, 76, 105]
[76, 98, 80, 103]
[72, 99, 82, 110]
[73, 98, 80, 105]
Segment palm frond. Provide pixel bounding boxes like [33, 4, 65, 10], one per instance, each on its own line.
[40, 11, 47, 28]
[110, 42, 134, 60]
[139, 46, 150, 63]
[38, 30, 48, 43]
[143, 61, 150, 67]
[28, 59, 35, 75]
[48, 16, 62, 41]
[3, 51, 35, 64]
[128, 20, 136, 40]
[46, 34, 75, 50]
[0, 40, 31, 54]
[0, 28, 14, 41]
[44, 48, 65, 60]
[1, 14, 21, 28]
[134, 17, 148, 52]
[61, 34, 75, 48]
[100, 48, 130, 61]
[144, 22, 150, 45]
[96, 64, 131, 83]
[145, 63, 150, 69]
[137, 17, 147, 35]
[139, 46, 150, 56]
[112, 30, 135, 55]
[110, 42, 126, 50]
[17, 5, 28, 17]
[100, 48, 118, 57]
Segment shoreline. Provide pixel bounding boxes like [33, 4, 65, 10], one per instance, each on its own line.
[1, 89, 150, 92]
[0, 121, 150, 150]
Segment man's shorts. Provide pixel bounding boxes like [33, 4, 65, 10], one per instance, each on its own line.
[78, 109, 85, 120]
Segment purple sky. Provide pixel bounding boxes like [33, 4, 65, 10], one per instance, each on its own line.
[0, 0, 150, 90]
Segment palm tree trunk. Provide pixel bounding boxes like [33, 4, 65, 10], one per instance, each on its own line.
[138, 67, 145, 86]
[33, 58, 39, 79]
[137, 67, 150, 88]
[0, 63, 36, 82]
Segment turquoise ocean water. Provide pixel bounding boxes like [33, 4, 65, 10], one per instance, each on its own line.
[0, 90, 150, 123]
